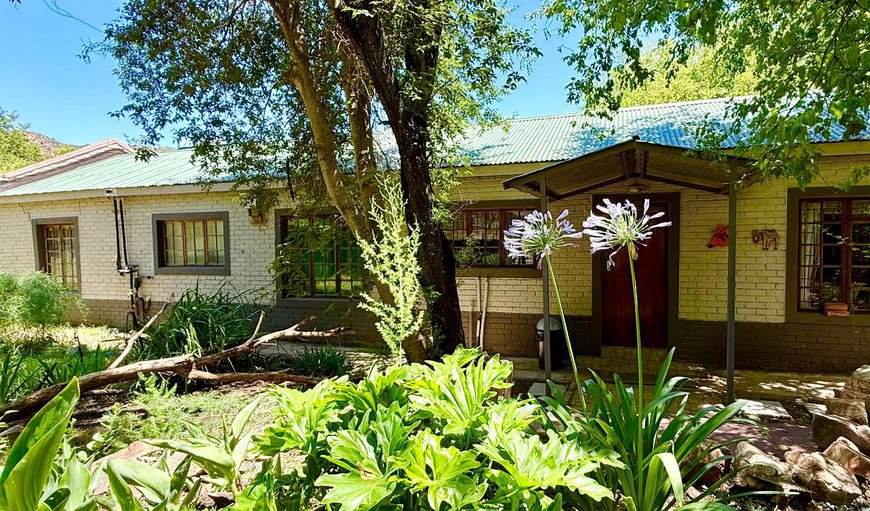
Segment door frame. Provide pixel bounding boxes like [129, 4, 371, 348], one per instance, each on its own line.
[590, 192, 681, 353]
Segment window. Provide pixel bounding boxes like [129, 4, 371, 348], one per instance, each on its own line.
[35, 221, 79, 290]
[277, 215, 364, 298]
[798, 198, 870, 313]
[446, 207, 537, 267]
[153, 213, 230, 275]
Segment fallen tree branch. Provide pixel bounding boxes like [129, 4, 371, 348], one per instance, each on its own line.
[188, 368, 321, 386]
[0, 314, 353, 419]
[108, 295, 174, 370]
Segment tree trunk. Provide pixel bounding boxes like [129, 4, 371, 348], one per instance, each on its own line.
[329, 0, 466, 355]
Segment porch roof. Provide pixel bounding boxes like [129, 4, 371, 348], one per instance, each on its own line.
[502, 139, 754, 198]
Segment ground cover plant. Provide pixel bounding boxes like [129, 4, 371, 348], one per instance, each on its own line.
[139, 284, 255, 362]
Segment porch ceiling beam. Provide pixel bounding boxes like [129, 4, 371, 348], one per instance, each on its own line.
[642, 174, 727, 194]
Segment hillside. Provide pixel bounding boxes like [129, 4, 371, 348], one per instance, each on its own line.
[25, 130, 77, 159]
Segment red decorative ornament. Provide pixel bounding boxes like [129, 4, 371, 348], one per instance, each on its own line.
[707, 224, 729, 248]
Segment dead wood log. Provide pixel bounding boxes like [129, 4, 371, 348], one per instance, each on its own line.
[0, 313, 352, 419]
[108, 296, 173, 370]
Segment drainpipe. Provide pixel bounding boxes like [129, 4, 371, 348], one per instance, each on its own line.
[726, 175, 738, 404]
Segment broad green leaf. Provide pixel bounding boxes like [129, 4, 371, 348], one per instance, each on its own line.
[0, 378, 79, 508]
[316, 472, 394, 511]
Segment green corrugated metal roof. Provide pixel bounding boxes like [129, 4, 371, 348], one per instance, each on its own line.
[0, 149, 230, 197]
[3, 97, 868, 197]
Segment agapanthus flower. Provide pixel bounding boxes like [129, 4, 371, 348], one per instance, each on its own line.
[503, 209, 583, 267]
[582, 198, 671, 268]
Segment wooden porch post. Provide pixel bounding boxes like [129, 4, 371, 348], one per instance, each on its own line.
[540, 176, 552, 392]
[726, 176, 738, 404]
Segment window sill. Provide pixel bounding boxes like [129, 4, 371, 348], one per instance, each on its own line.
[154, 266, 230, 276]
[457, 267, 540, 278]
[276, 296, 358, 306]
[785, 310, 870, 326]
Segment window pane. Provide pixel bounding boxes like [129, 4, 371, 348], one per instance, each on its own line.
[822, 246, 841, 266]
[505, 210, 534, 266]
[467, 211, 499, 266]
[851, 268, 870, 311]
[853, 200, 870, 218]
[822, 201, 843, 222]
[42, 224, 77, 289]
[822, 223, 843, 244]
[801, 201, 821, 223]
[279, 218, 312, 297]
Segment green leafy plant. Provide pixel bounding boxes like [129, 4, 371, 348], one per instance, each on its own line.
[286, 346, 350, 377]
[0, 378, 97, 511]
[0, 271, 86, 333]
[147, 399, 260, 496]
[141, 283, 254, 361]
[97, 454, 201, 511]
[253, 347, 618, 510]
[357, 176, 424, 360]
[542, 353, 749, 511]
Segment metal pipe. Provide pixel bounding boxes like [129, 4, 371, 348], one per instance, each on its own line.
[479, 277, 489, 350]
[113, 198, 122, 271]
[119, 198, 129, 267]
[726, 176, 738, 403]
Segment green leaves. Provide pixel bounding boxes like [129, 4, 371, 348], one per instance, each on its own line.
[265, 347, 615, 510]
[101, 454, 201, 511]
[0, 378, 79, 511]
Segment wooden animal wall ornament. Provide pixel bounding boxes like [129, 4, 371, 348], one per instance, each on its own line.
[707, 224, 729, 248]
[752, 229, 780, 250]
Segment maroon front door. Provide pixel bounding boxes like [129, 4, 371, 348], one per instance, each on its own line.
[600, 201, 669, 348]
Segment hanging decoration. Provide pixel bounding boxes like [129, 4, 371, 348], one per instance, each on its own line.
[751, 229, 780, 250]
[707, 224, 729, 248]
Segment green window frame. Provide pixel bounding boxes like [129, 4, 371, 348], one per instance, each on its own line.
[277, 214, 365, 298]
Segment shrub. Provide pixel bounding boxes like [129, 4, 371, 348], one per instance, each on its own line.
[248, 347, 620, 510]
[0, 271, 85, 331]
[357, 176, 424, 360]
[141, 283, 255, 361]
[286, 346, 350, 377]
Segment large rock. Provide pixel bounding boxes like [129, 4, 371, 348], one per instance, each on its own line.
[825, 397, 869, 425]
[733, 442, 789, 484]
[786, 451, 862, 505]
[823, 437, 870, 480]
[836, 388, 870, 414]
[811, 413, 870, 453]
[846, 365, 870, 394]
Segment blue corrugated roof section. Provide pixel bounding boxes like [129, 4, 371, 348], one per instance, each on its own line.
[459, 97, 746, 166]
[3, 97, 868, 197]
[0, 149, 232, 197]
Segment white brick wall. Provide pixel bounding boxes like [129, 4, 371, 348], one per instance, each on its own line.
[0, 192, 277, 306]
[1, 154, 868, 325]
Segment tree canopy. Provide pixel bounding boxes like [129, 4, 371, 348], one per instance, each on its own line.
[614, 42, 757, 108]
[98, 0, 537, 355]
[544, 0, 870, 187]
[0, 110, 44, 173]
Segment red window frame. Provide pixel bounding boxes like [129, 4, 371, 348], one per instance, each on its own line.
[797, 197, 870, 313]
[445, 207, 537, 268]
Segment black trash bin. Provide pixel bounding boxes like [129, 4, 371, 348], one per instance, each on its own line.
[536, 316, 566, 370]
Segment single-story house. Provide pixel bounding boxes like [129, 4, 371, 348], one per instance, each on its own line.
[0, 97, 868, 373]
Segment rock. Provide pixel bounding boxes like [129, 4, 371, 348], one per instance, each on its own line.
[811, 413, 870, 453]
[691, 447, 728, 487]
[847, 365, 870, 394]
[733, 442, 789, 485]
[823, 437, 870, 480]
[0, 424, 23, 444]
[825, 398, 869, 425]
[199, 491, 234, 509]
[786, 451, 862, 505]
[836, 388, 870, 414]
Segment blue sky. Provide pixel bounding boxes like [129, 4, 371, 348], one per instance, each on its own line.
[0, 1, 578, 146]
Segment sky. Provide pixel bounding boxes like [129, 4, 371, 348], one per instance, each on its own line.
[0, 1, 579, 147]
